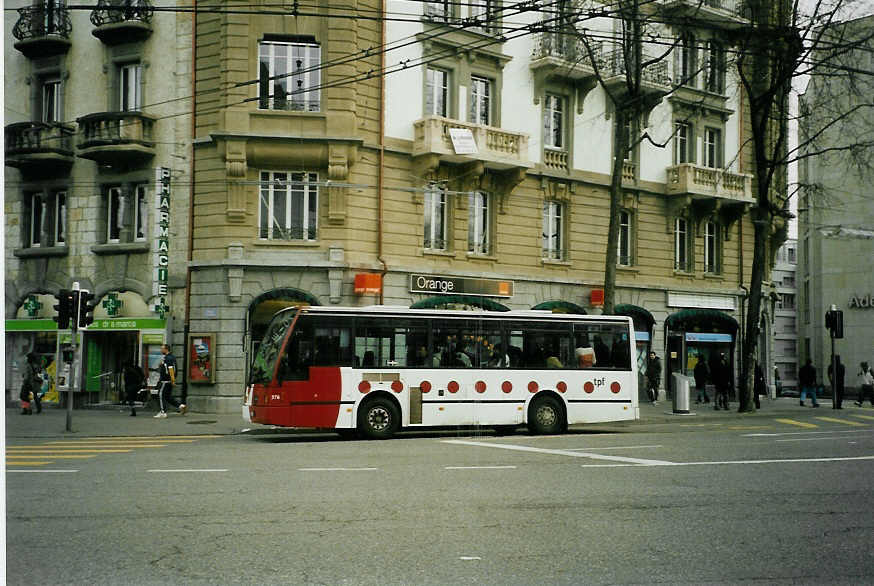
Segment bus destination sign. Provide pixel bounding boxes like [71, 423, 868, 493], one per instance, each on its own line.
[410, 274, 513, 298]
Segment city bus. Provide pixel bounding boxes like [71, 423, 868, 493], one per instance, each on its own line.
[243, 305, 639, 438]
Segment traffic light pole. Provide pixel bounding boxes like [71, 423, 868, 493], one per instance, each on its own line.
[67, 283, 81, 432]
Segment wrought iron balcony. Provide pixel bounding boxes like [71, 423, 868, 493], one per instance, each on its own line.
[531, 32, 603, 80]
[5, 121, 75, 176]
[76, 111, 156, 166]
[599, 49, 672, 95]
[658, 0, 750, 28]
[12, 5, 72, 58]
[666, 163, 753, 204]
[91, 0, 154, 44]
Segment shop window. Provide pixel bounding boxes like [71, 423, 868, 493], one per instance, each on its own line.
[468, 191, 492, 255]
[425, 67, 450, 117]
[542, 200, 566, 261]
[470, 75, 491, 125]
[259, 40, 321, 111]
[424, 183, 448, 251]
[258, 171, 319, 241]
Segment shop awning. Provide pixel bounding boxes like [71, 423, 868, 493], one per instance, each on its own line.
[410, 295, 510, 312]
[531, 300, 587, 314]
[248, 288, 322, 325]
[665, 308, 738, 334]
[613, 304, 654, 331]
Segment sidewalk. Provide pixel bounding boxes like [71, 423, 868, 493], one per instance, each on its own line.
[5, 396, 851, 440]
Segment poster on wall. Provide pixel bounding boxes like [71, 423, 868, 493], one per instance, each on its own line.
[188, 333, 216, 384]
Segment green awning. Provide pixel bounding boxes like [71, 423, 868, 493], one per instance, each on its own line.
[410, 295, 510, 312]
[248, 288, 322, 325]
[613, 304, 654, 331]
[665, 308, 738, 334]
[531, 300, 587, 314]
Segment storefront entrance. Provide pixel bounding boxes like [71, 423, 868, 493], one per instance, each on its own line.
[665, 309, 738, 399]
[83, 331, 139, 403]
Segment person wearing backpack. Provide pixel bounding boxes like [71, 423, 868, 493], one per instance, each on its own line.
[855, 361, 874, 407]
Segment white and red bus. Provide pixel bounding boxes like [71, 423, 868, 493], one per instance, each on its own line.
[243, 305, 639, 438]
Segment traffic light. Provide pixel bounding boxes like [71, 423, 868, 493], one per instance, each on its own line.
[825, 308, 844, 339]
[52, 289, 75, 330]
[77, 290, 95, 328]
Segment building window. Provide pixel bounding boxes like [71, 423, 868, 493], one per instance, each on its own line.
[704, 127, 722, 168]
[783, 275, 796, 287]
[618, 209, 632, 266]
[674, 121, 692, 164]
[259, 41, 321, 112]
[55, 191, 66, 245]
[544, 93, 564, 149]
[424, 0, 452, 21]
[40, 77, 62, 123]
[787, 246, 796, 264]
[424, 183, 448, 251]
[778, 293, 796, 310]
[119, 63, 142, 111]
[29, 193, 46, 247]
[542, 200, 565, 260]
[470, 75, 491, 125]
[107, 186, 124, 243]
[134, 184, 148, 241]
[425, 67, 449, 117]
[704, 221, 720, 273]
[258, 171, 319, 241]
[469, 0, 497, 33]
[674, 217, 690, 271]
[468, 191, 491, 255]
[25, 190, 67, 248]
[802, 281, 810, 324]
[677, 32, 697, 87]
[706, 41, 726, 94]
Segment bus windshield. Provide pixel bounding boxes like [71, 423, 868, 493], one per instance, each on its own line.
[249, 308, 298, 384]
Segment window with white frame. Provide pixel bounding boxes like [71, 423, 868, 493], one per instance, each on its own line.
[134, 184, 148, 241]
[469, 0, 498, 33]
[25, 190, 67, 248]
[119, 63, 142, 111]
[706, 40, 726, 94]
[259, 171, 319, 241]
[778, 293, 796, 310]
[259, 40, 321, 111]
[425, 67, 449, 117]
[674, 217, 690, 271]
[618, 210, 632, 266]
[674, 121, 692, 164]
[544, 93, 564, 149]
[107, 186, 124, 243]
[677, 32, 697, 87]
[29, 193, 46, 247]
[704, 220, 720, 273]
[470, 75, 491, 125]
[41, 77, 62, 123]
[424, 183, 448, 251]
[542, 200, 565, 260]
[55, 191, 66, 245]
[704, 127, 722, 168]
[787, 246, 796, 264]
[423, 0, 451, 21]
[468, 191, 491, 255]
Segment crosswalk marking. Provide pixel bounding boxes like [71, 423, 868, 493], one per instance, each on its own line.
[6, 449, 133, 453]
[850, 414, 874, 421]
[6, 436, 216, 469]
[775, 418, 819, 428]
[815, 416, 866, 427]
[6, 454, 96, 459]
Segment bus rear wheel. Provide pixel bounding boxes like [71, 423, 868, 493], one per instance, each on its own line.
[529, 395, 564, 435]
[358, 397, 400, 440]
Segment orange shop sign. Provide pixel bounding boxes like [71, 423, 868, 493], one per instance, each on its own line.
[354, 273, 382, 295]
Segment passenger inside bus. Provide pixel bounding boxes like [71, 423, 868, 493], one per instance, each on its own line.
[361, 350, 375, 368]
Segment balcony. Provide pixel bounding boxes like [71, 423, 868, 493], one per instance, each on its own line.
[76, 112, 156, 166]
[659, 0, 749, 28]
[530, 32, 602, 109]
[666, 163, 753, 204]
[12, 5, 73, 59]
[413, 116, 531, 172]
[91, 0, 154, 45]
[5, 121, 75, 176]
[599, 49, 672, 100]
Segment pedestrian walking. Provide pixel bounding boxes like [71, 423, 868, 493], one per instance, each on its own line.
[827, 355, 845, 409]
[122, 361, 145, 417]
[154, 344, 186, 418]
[645, 351, 661, 405]
[694, 357, 710, 404]
[19, 352, 44, 415]
[754, 363, 766, 409]
[799, 358, 819, 407]
[713, 352, 731, 411]
[855, 361, 874, 407]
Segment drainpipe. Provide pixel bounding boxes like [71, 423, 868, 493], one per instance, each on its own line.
[377, 0, 388, 304]
[182, 0, 197, 404]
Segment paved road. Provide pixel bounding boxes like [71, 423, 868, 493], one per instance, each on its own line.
[6, 403, 874, 585]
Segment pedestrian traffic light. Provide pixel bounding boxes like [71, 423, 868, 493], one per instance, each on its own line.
[825, 308, 844, 338]
[77, 290, 95, 328]
[52, 289, 75, 330]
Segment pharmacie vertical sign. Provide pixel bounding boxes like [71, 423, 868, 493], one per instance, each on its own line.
[153, 168, 171, 310]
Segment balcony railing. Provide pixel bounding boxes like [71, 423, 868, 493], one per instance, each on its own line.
[12, 5, 73, 58]
[77, 111, 156, 166]
[5, 121, 75, 174]
[413, 116, 530, 170]
[666, 163, 753, 203]
[91, 0, 154, 44]
[659, 0, 749, 27]
[601, 49, 672, 89]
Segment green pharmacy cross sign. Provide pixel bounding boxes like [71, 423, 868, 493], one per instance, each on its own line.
[153, 297, 170, 319]
[102, 292, 124, 317]
[24, 295, 42, 317]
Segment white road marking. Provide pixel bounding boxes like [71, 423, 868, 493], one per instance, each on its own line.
[445, 465, 517, 470]
[745, 429, 872, 437]
[459, 557, 482, 561]
[298, 467, 378, 472]
[580, 455, 874, 468]
[565, 445, 663, 451]
[443, 439, 674, 466]
[147, 469, 228, 473]
[776, 436, 868, 442]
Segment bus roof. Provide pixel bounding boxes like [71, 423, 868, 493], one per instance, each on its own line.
[269, 305, 635, 323]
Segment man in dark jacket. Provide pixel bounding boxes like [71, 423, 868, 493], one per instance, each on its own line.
[645, 352, 661, 405]
[799, 358, 819, 407]
[694, 358, 710, 404]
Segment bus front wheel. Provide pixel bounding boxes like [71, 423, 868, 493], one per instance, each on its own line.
[528, 395, 564, 435]
[358, 397, 400, 440]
